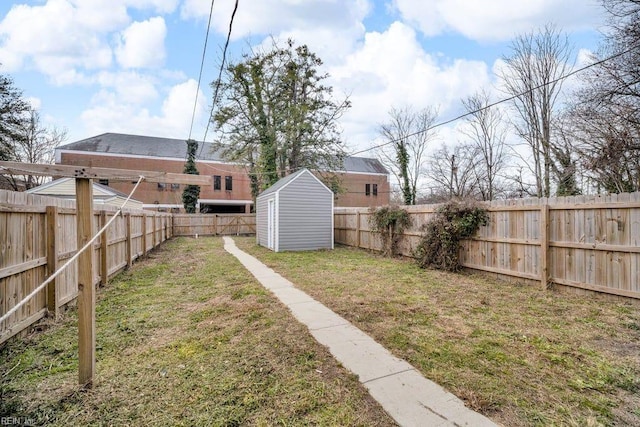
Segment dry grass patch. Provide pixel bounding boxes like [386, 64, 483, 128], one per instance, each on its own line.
[235, 237, 640, 427]
[0, 237, 395, 426]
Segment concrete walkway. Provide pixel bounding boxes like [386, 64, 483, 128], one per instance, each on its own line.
[223, 237, 497, 427]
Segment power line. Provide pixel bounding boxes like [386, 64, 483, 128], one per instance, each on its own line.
[348, 41, 640, 157]
[198, 0, 239, 158]
[187, 0, 216, 143]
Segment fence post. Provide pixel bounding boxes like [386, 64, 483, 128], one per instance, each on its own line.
[162, 215, 166, 241]
[540, 204, 550, 290]
[76, 178, 95, 388]
[142, 213, 147, 255]
[214, 214, 218, 236]
[152, 214, 157, 248]
[100, 211, 108, 286]
[125, 213, 132, 268]
[356, 211, 361, 248]
[46, 206, 59, 318]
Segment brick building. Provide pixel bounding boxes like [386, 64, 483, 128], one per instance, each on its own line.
[55, 133, 389, 212]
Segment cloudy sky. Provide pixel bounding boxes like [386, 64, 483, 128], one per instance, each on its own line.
[0, 0, 605, 156]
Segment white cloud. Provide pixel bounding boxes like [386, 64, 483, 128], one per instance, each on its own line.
[328, 22, 492, 151]
[0, 0, 115, 79]
[116, 17, 167, 68]
[391, 0, 603, 41]
[96, 71, 159, 104]
[80, 79, 207, 138]
[181, 0, 370, 63]
[577, 48, 595, 66]
[26, 97, 42, 110]
[0, 0, 178, 83]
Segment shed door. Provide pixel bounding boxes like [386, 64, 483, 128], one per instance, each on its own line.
[267, 199, 275, 250]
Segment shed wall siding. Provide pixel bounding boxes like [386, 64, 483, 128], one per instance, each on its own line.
[256, 195, 269, 246]
[278, 172, 332, 251]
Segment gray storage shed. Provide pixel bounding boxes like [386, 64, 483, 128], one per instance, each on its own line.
[256, 169, 334, 252]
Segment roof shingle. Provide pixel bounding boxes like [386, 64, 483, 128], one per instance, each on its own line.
[57, 133, 388, 175]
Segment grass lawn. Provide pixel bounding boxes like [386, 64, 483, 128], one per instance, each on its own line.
[235, 237, 640, 427]
[0, 237, 395, 426]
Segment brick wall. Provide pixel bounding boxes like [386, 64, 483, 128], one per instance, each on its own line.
[58, 152, 390, 208]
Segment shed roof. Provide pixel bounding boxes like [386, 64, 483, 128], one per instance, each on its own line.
[258, 169, 331, 198]
[57, 133, 388, 175]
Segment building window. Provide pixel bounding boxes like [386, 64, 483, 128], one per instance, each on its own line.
[225, 176, 233, 191]
[171, 183, 180, 191]
[213, 175, 221, 191]
[373, 184, 378, 196]
[365, 183, 371, 196]
[157, 182, 166, 190]
[98, 179, 109, 186]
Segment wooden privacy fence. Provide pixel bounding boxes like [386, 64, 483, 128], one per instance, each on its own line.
[0, 190, 173, 344]
[335, 193, 640, 301]
[172, 214, 256, 236]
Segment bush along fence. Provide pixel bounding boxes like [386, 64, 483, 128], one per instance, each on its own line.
[335, 192, 640, 302]
[0, 190, 173, 344]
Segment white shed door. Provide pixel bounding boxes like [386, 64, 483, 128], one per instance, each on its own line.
[267, 199, 275, 250]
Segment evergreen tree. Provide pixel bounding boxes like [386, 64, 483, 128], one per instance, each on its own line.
[1, 71, 29, 161]
[182, 139, 201, 213]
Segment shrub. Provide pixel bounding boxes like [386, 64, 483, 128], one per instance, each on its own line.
[415, 200, 488, 271]
[368, 205, 412, 257]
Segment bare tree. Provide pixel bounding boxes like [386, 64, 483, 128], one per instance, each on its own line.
[550, 112, 582, 195]
[460, 90, 508, 200]
[499, 24, 573, 197]
[424, 143, 479, 200]
[568, 95, 640, 192]
[4, 108, 67, 190]
[564, 0, 640, 193]
[377, 105, 438, 205]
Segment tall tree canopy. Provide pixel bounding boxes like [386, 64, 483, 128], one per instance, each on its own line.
[212, 39, 351, 199]
[1, 71, 29, 161]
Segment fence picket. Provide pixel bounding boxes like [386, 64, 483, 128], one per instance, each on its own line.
[335, 193, 640, 301]
[0, 189, 174, 344]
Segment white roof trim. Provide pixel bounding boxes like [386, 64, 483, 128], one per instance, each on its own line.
[279, 169, 332, 195]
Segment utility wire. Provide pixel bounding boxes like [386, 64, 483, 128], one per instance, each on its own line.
[187, 0, 216, 143]
[349, 41, 640, 157]
[198, 0, 239, 158]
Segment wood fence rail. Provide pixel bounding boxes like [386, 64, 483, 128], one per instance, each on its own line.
[335, 193, 640, 301]
[0, 190, 173, 344]
[172, 214, 256, 236]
